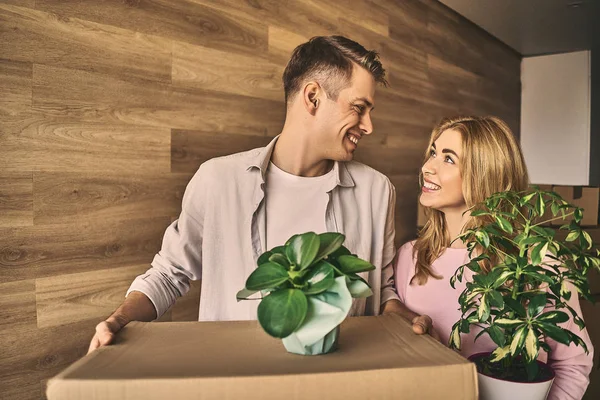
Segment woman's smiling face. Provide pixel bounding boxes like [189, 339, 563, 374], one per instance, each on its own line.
[419, 128, 467, 214]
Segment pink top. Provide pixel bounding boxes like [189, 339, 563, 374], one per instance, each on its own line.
[394, 241, 594, 400]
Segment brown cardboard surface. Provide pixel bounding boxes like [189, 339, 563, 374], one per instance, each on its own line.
[552, 186, 599, 227]
[47, 314, 477, 400]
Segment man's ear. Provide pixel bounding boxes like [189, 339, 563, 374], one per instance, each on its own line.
[302, 81, 321, 115]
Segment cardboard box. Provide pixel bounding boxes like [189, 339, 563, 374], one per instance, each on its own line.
[47, 314, 477, 400]
[551, 186, 599, 227]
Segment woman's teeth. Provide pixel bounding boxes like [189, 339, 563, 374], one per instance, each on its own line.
[423, 182, 440, 190]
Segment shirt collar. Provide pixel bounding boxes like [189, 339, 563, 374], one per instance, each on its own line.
[247, 135, 355, 188]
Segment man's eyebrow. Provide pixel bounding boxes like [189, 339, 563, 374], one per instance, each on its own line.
[352, 97, 373, 109]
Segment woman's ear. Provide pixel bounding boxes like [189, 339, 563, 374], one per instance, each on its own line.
[302, 81, 321, 115]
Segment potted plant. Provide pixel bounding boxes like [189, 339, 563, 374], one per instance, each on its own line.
[236, 231, 375, 355]
[449, 187, 599, 400]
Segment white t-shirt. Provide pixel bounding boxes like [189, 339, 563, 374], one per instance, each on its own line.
[265, 162, 336, 249]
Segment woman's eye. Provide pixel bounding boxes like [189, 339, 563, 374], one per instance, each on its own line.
[445, 155, 455, 164]
[429, 149, 436, 157]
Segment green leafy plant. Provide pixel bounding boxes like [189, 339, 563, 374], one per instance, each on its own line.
[237, 232, 375, 338]
[449, 187, 600, 382]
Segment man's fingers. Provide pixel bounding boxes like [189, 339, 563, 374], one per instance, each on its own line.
[87, 335, 100, 354]
[88, 321, 117, 354]
[411, 315, 433, 335]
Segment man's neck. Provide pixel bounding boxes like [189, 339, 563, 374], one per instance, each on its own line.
[271, 126, 333, 177]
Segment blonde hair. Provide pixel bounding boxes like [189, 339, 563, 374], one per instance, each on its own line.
[412, 116, 530, 285]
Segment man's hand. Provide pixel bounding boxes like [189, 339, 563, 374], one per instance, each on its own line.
[411, 314, 441, 342]
[87, 317, 124, 354]
[87, 291, 157, 354]
[381, 299, 441, 342]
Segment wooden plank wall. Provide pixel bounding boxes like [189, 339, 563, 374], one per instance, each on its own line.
[0, 1, 521, 398]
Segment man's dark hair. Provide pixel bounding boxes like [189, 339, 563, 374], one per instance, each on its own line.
[282, 35, 387, 105]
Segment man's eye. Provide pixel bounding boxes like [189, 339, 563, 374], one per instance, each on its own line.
[354, 105, 365, 114]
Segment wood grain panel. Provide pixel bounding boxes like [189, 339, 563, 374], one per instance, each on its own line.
[0, 114, 171, 173]
[0, 217, 169, 283]
[200, 0, 336, 39]
[303, 0, 390, 37]
[172, 41, 284, 102]
[0, 59, 32, 116]
[0, 4, 171, 83]
[267, 26, 308, 63]
[389, 174, 421, 246]
[35, 0, 267, 57]
[0, 279, 36, 332]
[171, 131, 274, 174]
[0, 319, 95, 399]
[27, 120, 171, 173]
[36, 264, 149, 328]
[0, 172, 33, 227]
[0, 113, 45, 172]
[32, 64, 285, 135]
[33, 172, 186, 225]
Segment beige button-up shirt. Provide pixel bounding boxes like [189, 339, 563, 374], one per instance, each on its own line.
[127, 137, 399, 321]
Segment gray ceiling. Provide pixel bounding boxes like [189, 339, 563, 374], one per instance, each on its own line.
[438, 0, 599, 56]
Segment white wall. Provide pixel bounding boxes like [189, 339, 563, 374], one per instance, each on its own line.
[521, 51, 591, 185]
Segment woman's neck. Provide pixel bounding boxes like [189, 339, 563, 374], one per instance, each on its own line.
[444, 208, 470, 249]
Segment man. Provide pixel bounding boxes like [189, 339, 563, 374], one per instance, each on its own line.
[89, 36, 405, 353]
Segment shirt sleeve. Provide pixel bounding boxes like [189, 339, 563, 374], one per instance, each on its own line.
[546, 284, 594, 400]
[380, 179, 400, 305]
[126, 162, 208, 319]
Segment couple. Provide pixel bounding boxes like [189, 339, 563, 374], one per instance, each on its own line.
[88, 36, 592, 399]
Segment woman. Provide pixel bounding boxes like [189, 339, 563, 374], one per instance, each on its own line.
[393, 116, 593, 400]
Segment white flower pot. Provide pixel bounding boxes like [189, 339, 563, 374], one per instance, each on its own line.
[477, 372, 554, 400]
[470, 353, 555, 400]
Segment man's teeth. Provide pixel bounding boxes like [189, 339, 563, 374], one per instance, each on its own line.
[424, 182, 441, 190]
[347, 135, 358, 144]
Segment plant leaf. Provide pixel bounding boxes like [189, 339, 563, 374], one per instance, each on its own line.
[269, 253, 290, 269]
[302, 260, 335, 295]
[495, 215, 513, 234]
[504, 297, 526, 317]
[490, 345, 511, 362]
[286, 232, 320, 270]
[478, 294, 490, 322]
[495, 318, 525, 327]
[524, 327, 540, 362]
[531, 242, 549, 266]
[314, 232, 345, 261]
[337, 255, 376, 274]
[475, 230, 490, 248]
[488, 324, 506, 347]
[257, 251, 272, 266]
[510, 325, 527, 356]
[246, 262, 289, 291]
[537, 321, 570, 345]
[566, 230, 580, 242]
[527, 294, 547, 318]
[488, 290, 504, 308]
[582, 230, 593, 250]
[236, 288, 259, 301]
[449, 323, 462, 350]
[257, 289, 308, 338]
[537, 310, 569, 324]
